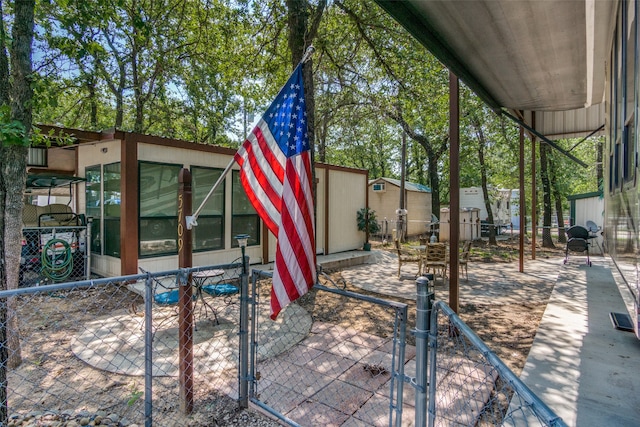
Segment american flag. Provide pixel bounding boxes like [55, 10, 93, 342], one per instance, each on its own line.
[234, 63, 316, 320]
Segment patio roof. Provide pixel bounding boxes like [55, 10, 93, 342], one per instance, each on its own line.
[375, 0, 616, 137]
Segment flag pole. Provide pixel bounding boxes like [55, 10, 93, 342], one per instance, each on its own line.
[186, 45, 316, 231]
[186, 159, 234, 230]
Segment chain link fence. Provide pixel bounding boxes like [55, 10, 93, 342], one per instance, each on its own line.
[0, 262, 244, 426]
[427, 300, 566, 427]
[246, 270, 411, 426]
[2, 261, 569, 426]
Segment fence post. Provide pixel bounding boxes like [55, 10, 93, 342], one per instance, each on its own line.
[144, 274, 154, 427]
[85, 217, 92, 280]
[238, 254, 250, 408]
[415, 275, 434, 427]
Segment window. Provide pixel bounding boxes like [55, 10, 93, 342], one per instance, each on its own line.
[103, 163, 121, 258]
[623, 0, 637, 183]
[192, 166, 225, 251]
[27, 147, 47, 167]
[139, 162, 181, 257]
[231, 171, 260, 247]
[85, 165, 102, 254]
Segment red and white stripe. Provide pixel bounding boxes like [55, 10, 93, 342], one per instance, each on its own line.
[235, 120, 316, 320]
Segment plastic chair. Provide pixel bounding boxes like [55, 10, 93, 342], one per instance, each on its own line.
[134, 268, 198, 330]
[564, 225, 591, 266]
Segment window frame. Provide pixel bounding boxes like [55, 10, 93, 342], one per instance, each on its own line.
[191, 166, 225, 252]
[138, 161, 182, 258]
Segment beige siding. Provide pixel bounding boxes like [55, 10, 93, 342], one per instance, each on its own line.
[315, 167, 327, 255]
[138, 142, 234, 169]
[328, 169, 366, 252]
[369, 185, 401, 232]
[47, 146, 77, 172]
[406, 190, 432, 236]
[368, 182, 432, 238]
[76, 139, 366, 275]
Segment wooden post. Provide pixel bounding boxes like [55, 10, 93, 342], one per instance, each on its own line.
[178, 168, 194, 414]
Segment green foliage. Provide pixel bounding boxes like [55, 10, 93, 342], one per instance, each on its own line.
[357, 207, 381, 239]
[0, 106, 29, 146]
[24, 0, 599, 209]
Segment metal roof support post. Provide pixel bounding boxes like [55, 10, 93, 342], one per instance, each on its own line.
[519, 125, 525, 273]
[531, 112, 537, 260]
[178, 169, 194, 415]
[449, 72, 460, 313]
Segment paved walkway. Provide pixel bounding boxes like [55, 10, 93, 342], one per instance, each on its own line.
[518, 257, 640, 426]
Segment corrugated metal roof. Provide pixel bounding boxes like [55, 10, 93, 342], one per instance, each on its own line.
[523, 104, 605, 139]
[369, 177, 431, 193]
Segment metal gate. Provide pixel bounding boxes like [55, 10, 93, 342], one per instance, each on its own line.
[243, 269, 410, 426]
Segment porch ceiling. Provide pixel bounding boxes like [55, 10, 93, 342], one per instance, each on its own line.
[375, 0, 617, 113]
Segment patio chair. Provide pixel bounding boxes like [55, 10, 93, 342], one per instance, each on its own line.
[394, 239, 422, 278]
[459, 241, 472, 280]
[132, 268, 198, 330]
[586, 220, 603, 254]
[424, 243, 448, 281]
[564, 225, 592, 266]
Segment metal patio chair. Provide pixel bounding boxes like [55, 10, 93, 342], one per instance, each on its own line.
[459, 241, 472, 280]
[395, 239, 422, 278]
[424, 242, 448, 281]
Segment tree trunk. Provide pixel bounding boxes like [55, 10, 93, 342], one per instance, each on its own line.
[428, 155, 440, 222]
[539, 143, 555, 248]
[0, 3, 36, 418]
[473, 117, 497, 245]
[554, 191, 566, 244]
[131, 36, 144, 133]
[2, 146, 28, 371]
[549, 153, 567, 243]
[597, 138, 604, 192]
[86, 72, 98, 129]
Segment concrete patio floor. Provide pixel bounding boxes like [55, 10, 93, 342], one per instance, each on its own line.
[314, 249, 640, 426]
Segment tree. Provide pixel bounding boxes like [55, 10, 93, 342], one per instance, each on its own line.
[538, 141, 555, 248]
[468, 110, 498, 245]
[328, 0, 450, 216]
[0, 0, 36, 422]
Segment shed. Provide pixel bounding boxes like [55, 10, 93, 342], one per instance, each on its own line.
[568, 191, 604, 255]
[30, 126, 368, 277]
[368, 177, 432, 238]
